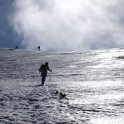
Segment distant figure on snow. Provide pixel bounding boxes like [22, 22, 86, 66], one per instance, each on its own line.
[14, 46, 18, 49]
[16, 46, 18, 49]
[39, 62, 52, 86]
[38, 46, 40, 51]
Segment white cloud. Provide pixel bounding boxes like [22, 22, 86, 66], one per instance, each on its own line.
[12, 0, 124, 51]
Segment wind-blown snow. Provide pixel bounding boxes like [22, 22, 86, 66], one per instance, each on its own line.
[12, 0, 124, 51]
[0, 48, 124, 124]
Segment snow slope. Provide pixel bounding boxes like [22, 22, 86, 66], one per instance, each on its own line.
[0, 48, 124, 124]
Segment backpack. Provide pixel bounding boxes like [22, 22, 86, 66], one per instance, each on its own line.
[39, 65, 44, 72]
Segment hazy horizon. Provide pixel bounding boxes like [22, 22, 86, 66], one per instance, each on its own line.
[0, 0, 124, 51]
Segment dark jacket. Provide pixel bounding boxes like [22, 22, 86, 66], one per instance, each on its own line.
[39, 64, 51, 76]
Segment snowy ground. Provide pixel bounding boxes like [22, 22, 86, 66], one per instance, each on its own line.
[0, 48, 124, 124]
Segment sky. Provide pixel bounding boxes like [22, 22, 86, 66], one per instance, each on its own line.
[0, 0, 124, 51]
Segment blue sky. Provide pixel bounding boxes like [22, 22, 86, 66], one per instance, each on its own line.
[0, 0, 124, 51]
[0, 0, 22, 48]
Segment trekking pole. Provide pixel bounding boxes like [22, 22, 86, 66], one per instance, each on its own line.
[48, 71, 52, 82]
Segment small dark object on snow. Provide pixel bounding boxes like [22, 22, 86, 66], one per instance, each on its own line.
[59, 92, 66, 100]
[54, 90, 66, 99]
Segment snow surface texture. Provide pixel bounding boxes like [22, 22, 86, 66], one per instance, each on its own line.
[0, 48, 124, 124]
